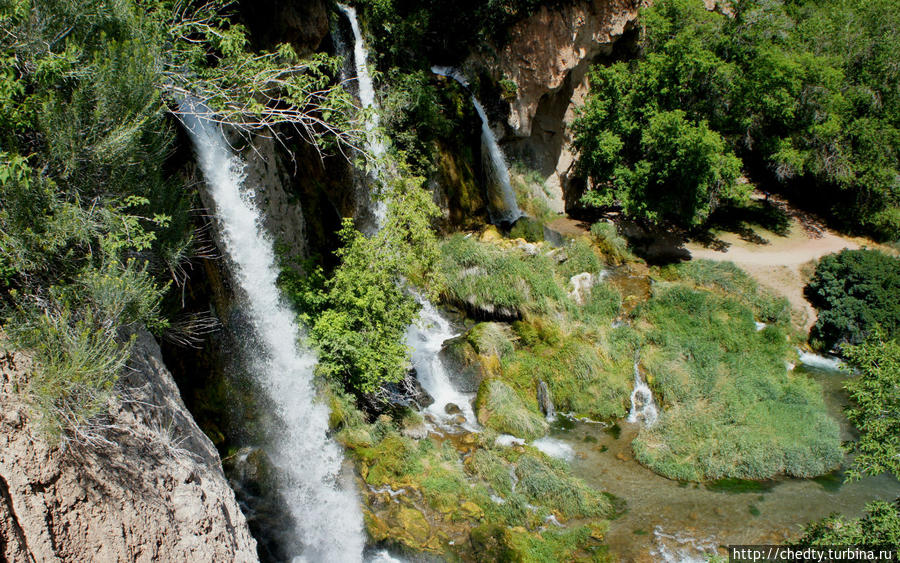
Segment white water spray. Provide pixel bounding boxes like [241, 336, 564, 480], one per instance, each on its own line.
[627, 358, 659, 426]
[431, 65, 522, 224]
[797, 348, 843, 371]
[181, 106, 364, 562]
[338, 3, 387, 228]
[406, 295, 477, 427]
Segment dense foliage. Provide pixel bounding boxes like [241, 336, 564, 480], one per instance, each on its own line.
[805, 249, 900, 350]
[801, 500, 900, 546]
[355, 0, 564, 69]
[0, 0, 352, 443]
[842, 335, 900, 481]
[574, 0, 900, 237]
[281, 172, 441, 395]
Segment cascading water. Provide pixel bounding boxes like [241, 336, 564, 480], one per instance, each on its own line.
[431, 65, 522, 225]
[406, 295, 477, 427]
[337, 3, 387, 229]
[796, 348, 843, 371]
[181, 105, 364, 562]
[627, 357, 659, 426]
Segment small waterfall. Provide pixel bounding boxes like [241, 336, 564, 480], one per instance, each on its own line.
[627, 357, 659, 426]
[537, 380, 556, 420]
[337, 3, 387, 229]
[405, 295, 477, 426]
[796, 348, 843, 371]
[181, 105, 364, 562]
[431, 66, 522, 224]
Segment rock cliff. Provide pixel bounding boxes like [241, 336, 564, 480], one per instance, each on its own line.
[474, 0, 640, 212]
[0, 331, 258, 562]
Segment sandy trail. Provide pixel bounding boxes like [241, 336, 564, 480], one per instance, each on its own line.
[686, 219, 867, 331]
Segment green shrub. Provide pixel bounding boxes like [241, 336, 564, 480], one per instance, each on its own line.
[12, 308, 129, 444]
[806, 249, 900, 350]
[801, 500, 900, 546]
[842, 334, 900, 480]
[475, 379, 548, 439]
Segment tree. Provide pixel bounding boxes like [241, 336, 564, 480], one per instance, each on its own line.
[282, 171, 442, 395]
[842, 334, 900, 481]
[573, 0, 900, 238]
[801, 500, 900, 545]
[576, 105, 745, 226]
[805, 249, 900, 350]
[0, 0, 360, 443]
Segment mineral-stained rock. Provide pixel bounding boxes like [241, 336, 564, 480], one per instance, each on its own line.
[0, 331, 258, 562]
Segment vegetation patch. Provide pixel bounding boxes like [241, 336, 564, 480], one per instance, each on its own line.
[805, 249, 900, 351]
[633, 285, 843, 480]
[475, 379, 548, 439]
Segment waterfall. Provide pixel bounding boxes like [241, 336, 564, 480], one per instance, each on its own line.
[796, 348, 843, 371]
[431, 66, 523, 224]
[537, 380, 556, 420]
[405, 295, 477, 427]
[337, 3, 387, 229]
[181, 106, 364, 563]
[627, 357, 659, 426]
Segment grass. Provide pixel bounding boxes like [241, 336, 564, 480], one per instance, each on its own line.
[632, 284, 843, 480]
[515, 453, 615, 519]
[475, 379, 548, 439]
[439, 234, 566, 318]
[590, 221, 632, 264]
[468, 322, 515, 358]
[662, 259, 791, 324]
[502, 336, 632, 420]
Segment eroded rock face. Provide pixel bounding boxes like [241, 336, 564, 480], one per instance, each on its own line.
[491, 0, 639, 138]
[473, 0, 639, 213]
[241, 135, 309, 260]
[0, 332, 258, 562]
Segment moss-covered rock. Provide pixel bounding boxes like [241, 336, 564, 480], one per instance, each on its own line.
[470, 523, 520, 562]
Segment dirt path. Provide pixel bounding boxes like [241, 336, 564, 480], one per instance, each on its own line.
[686, 215, 868, 331]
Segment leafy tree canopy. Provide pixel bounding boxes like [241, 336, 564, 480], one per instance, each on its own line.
[574, 0, 900, 237]
[842, 334, 900, 481]
[805, 249, 900, 350]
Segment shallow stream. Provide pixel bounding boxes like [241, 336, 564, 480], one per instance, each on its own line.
[553, 363, 900, 561]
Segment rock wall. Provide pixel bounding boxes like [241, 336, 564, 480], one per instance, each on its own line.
[0, 332, 258, 562]
[473, 0, 640, 212]
[241, 134, 310, 260]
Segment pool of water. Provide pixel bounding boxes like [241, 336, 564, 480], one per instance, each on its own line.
[555, 364, 900, 562]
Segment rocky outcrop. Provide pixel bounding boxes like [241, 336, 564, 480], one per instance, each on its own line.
[473, 0, 639, 212]
[0, 332, 258, 562]
[241, 135, 309, 260]
[489, 0, 639, 138]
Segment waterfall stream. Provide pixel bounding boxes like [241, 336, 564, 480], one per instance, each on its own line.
[181, 106, 364, 562]
[337, 3, 387, 229]
[431, 66, 522, 224]
[627, 357, 659, 426]
[406, 295, 477, 427]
